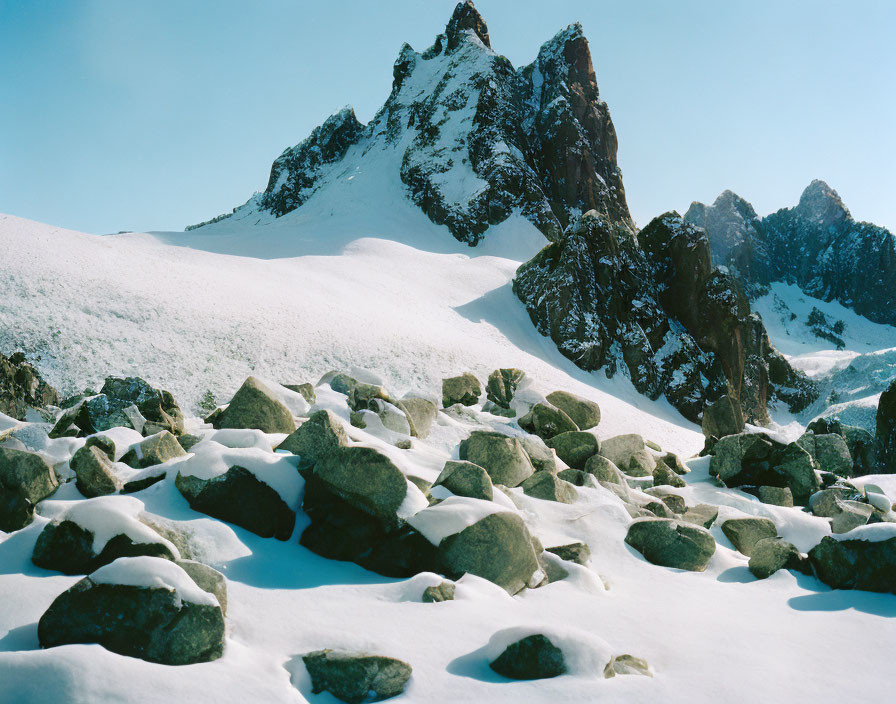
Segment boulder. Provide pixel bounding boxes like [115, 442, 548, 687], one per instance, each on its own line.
[175, 466, 296, 540]
[313, 447, 409, 529]
[0, 351, 59, 421]
[604, 654, 652, 678]
[85, 435, 116, 460]
[518, 403, 578, 440]
[433, 460, 493, 501]
[177, 434, 203, 452]
[644, 489, 686, 514]
[652, 461, 686, 488]
[438, 512, 539, 594]
[213, 377, 295, 434]
[830, 501, 873, 534]
[489, 634, 566, 680]
[458, 431, 534, 487]
[370, 399, 412, 435]
[545, 431, 599, 469]
[680, 504, 719, 529]
[276, 410, 348, 465]
[175, 559, 227, 614]
[625, 518, 716, 571]
[808, 417, 876, 476]
[600, 434, 656, 476]
[556, 469, 597, 488]
[720, 518, 778, 557]
[748, 537, 810, 580]
[283, 383, 316, 405]
[486, 368, 525, 409]
[813, 434, 853, 477]
[809, 535, 896, 594]
[396, 397, 438, 439]
[545, 391, 601, 430]
[584, 454, 625, 485]
[0, 447, 58, 532]
[120, 431, 186, 469]
[33, 516, 177, 575]
[519, 435, 556, 473]
[70, 445, 122, 497]
[546, 542, 591, 565]
[661, 452, 690, 475]
[701, 394, 745, 439]
[520, 472, 577, 503]
[442, 373, 481, 407]
[758, 486, 793, 507]
[302, 650, 412, 704]
[422, 581, 455, 603]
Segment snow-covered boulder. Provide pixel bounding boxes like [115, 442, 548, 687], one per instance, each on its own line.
[520, 472, 577, 504]
[490, 634, 566, 680]
[70, 444, 122, 497]
[0, 447, 58, 531]
[395, 397, 437, 439]
[433, 460, 493, 501]
[545, 431, 599, 469]
[458, 431, 534, 487]
[808, 527, 896, 594]
[32, 496, 180, 574]
[212, 376, 295, 434]
[600, 434, 656, 477]
[518, 403, 577, 440]
[276, 409, 348, 466]
[120, 430, 186, 469]
[544, 391, 601, 430]
[720, 518, 778, 557]
[301, 649, 412, 704]
[625, 518, 716, 572]
[38, 556, 225, 665]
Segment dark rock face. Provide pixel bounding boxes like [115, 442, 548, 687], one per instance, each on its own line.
[194, 4, 631, 246]
[489, 634, 566, 680]
[38, 567, 224, 665]
[302, 649, 412, 704]
[513, 211, 815, 422]
[0, 351, 58, 421]
[876, 379, 896, 473]
[175, 466, 296, 540]
[685, 181, 896, 326]
[0, 448, 58, 532]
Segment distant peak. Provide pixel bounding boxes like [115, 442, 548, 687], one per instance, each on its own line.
[796, 179, 849, 225]
[446, 1, 490, 51]
[712, 189, 758, 219]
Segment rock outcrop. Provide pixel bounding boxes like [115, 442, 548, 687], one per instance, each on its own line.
[0, 351, 58, 421]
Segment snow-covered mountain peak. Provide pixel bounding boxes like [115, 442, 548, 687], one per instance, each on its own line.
[445, 0, 491, 51]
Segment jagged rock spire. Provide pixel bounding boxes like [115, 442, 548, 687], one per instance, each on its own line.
[446, 1, 490, 51]
[796, 179, 850, 226]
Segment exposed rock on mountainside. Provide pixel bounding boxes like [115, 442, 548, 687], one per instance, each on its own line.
[192, 1, 632, 245]
[0, 351, 58, 421]
[685, 181, 896, 325]
[513, 211, 816, 423]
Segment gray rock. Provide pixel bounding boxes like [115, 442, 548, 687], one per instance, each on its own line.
[70, 445, 122, 497]
[214, 377, 295, 434]
[33, 516, 177, 575]
[0, 447, 58, 532]
[748, 537, 809, 580]
[177, 434, 203, 452]
[556, 469, 597, 488]
[625, 518, 716, 571]
[489, 634, 566, 680]
[520, 472, 577, 503]
[175, 466, 296, 540]
[422, 581, 455, 603]
[830, 501, 873, 534]
[680, 504, 719, 529]
[438, 512, 539, 594]
[276, 409, 348, 465]
[442, 373, 481, 407]
[486, 368, 526, 408]
[545, 431, 599, 469]
[604, 654, 652, 678]
[701, 394, 744, 439]
[459, 431, 534, 488]
[302, 649, 412, 704]
[518, 403, 578, 440]
[808, 487, 858, 517]
[85, 435, 116, 460]
[38, 558, 225, 665]
[370, 399, 412, 435]
[775, 443, 822, 505]
[545, 391, 601, 430]
[175, 560, 227, 614]
[434, 460, 493, 501]
[519, 435, 556, 473]
[120, 431, 186, 469]
[644, 489, 686, 514]
[600, 435, 656, 476]
[313, 446, 408, 528]
[652, 461, 686, 488]
[482, 401, 517, 418]
[283, 383, 316, 405]
[720, 518, 778, 557]
[809, 535, 896, 594]
[813, 433, 853, 477]
[546, 542, 590, 565]
[396, 397, 438, 439]
[661, 452, 690, 475]
[584, 454, 625, 485]
[758, 486, 793, 507]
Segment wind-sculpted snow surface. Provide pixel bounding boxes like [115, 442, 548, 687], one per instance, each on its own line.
[191, 1, 631, 246]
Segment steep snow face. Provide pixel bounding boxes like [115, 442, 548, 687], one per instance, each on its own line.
[686, 181, 896, 326]
[189, 3, 632, 246]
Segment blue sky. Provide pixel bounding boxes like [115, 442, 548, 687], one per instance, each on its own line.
[1, 0, 894, 234]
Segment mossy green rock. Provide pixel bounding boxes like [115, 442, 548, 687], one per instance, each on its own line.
[625, 518, 716, 571]
[459, 431, 534, 487]
[545, 391, 601, 430]
[545, 431, 599, 469]
[214, 377, 295, 434]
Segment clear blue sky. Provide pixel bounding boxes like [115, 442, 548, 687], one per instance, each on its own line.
[2, 0, 894, 234]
